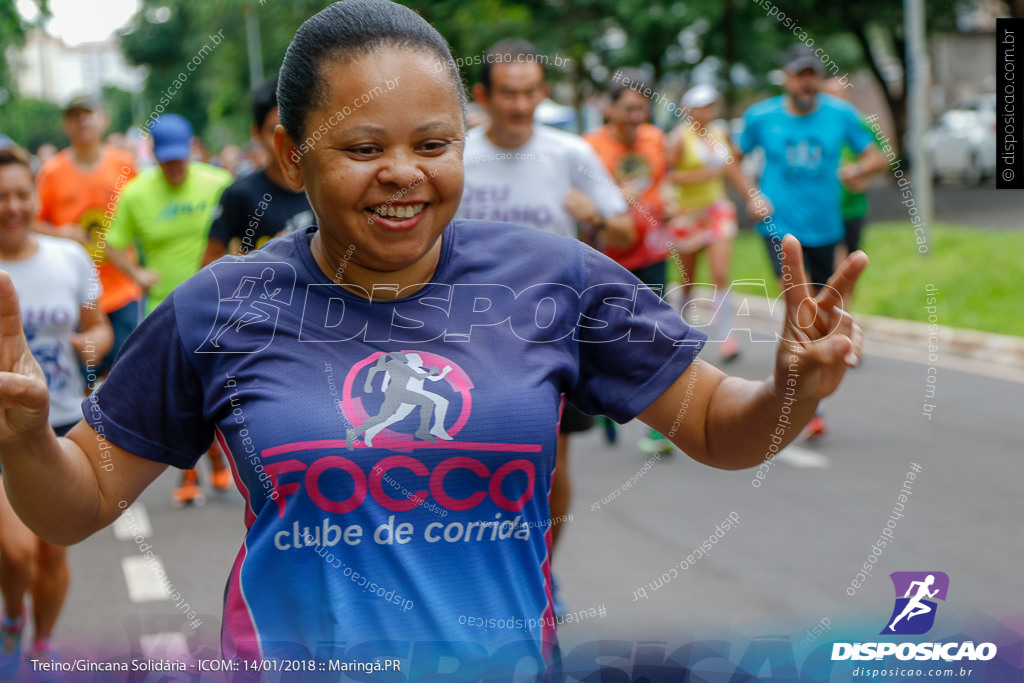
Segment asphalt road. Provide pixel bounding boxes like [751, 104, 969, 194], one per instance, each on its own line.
[48, 320, 1022, 677]
[866, 181, 1023, 230]
[554, 326, 1022, 638]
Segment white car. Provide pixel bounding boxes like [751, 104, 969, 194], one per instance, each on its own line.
[921, 94, 996, 185]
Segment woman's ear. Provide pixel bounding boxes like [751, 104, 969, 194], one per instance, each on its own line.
[274, 124, 305, 191]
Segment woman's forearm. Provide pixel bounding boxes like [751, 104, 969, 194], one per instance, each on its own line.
[703, 372, 818, 470]
[0, 426, 107, 545]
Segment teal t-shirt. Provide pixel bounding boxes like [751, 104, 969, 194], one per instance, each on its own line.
[740, 94, 873, 246]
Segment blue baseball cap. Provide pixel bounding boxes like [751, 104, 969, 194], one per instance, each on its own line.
[150, 114, 194, 162]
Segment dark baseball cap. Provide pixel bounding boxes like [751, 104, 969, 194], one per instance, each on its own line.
[150, 114, 194, 163]
[64, 93, 101, 113]
[783, 45, 824, 75]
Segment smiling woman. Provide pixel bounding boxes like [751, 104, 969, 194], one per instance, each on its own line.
[0, 0, 867, 677]
[273, 4, 468, 298]
[277, 48, 465, 296]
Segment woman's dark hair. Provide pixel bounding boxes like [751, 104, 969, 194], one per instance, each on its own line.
[251, 78, 279, 129]
[278, 0, 465, 142]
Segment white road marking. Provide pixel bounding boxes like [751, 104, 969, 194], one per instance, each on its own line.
[121, 555, 172, 603]
[139, 632, 193, 663]
[775, 445, 830, 468]
[112, 503, 152, 541]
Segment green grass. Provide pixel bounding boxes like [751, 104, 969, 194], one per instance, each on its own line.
[666, 223, 1024, 338]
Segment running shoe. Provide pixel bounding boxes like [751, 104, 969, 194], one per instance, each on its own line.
[0, 613, 23, 661]
[638, 431, 673, 456]
[600, 417, 618, 444]
[550, 575, 566, 619]
[30, 638, 55, 663]
[802, 415, 827, 441]
[171, 470, 205, 508]
[208, 445, 230, 491]
[721, 335, 741, 363]
[210, 463, 232, 492]
[29, 640, 58, 682]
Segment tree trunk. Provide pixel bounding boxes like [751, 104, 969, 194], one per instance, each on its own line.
[852, 24, 907, 157]
[891, 29, 908, 157]
[723, 0, 737, 117]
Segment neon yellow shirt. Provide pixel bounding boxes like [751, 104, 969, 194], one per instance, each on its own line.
[671, 122, 730, 212]
[109, 163, 232, 314]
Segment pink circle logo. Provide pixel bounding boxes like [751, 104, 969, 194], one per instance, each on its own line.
[341, 351, 474, 449]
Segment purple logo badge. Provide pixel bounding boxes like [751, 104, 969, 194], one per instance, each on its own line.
[881, 572, 949, 635]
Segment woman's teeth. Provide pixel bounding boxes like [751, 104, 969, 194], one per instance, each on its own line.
[371, 203, 425, 219]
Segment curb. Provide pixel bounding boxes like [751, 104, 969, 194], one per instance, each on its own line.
[734, 295, 1024, 372]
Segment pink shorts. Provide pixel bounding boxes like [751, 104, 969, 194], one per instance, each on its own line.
[667, 199, 737, 254]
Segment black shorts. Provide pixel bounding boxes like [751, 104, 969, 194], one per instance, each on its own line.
[763, 236, 836, 294]
[843, 218, 866, 254]
[54, 422, 77, 437]
[560, 402, 595, 434]
[630, 260, 667, 294]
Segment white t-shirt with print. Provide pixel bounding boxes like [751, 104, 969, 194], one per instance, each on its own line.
[5, 235, 98, 426]
[458, 123, 628, 239]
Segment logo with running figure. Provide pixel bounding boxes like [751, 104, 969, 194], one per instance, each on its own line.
[881, 572, 950, 635]
[196, 262, 296, 353]
[342, 351, 473, 449]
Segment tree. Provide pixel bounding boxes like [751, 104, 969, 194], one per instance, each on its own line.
[118, 0, 536, 143]
[101, 86, 136, 136]
[1004, 0, 1024, 17]
[118, 0, 280, 144]
[0, 98, 67, 151]
[767, 0, 960, 154]
[0, 0, 49, 104]
[114, 0, 972, 150]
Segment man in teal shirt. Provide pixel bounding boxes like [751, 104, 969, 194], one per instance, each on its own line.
[738, 46, 885, 292]
[736, 46, 885, 440]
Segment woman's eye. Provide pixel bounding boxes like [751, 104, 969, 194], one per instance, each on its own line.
[419, 140, 449, 153]
[348, 146, 378, 156]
